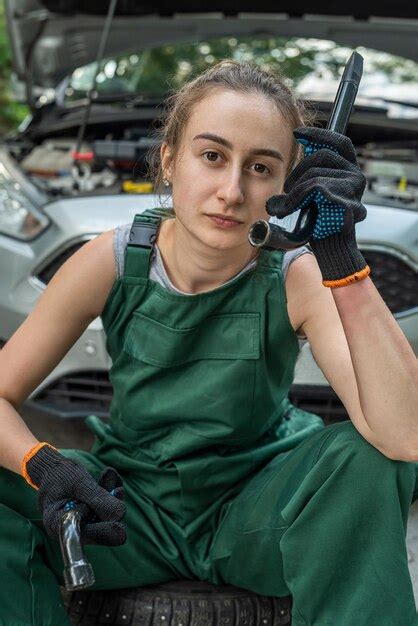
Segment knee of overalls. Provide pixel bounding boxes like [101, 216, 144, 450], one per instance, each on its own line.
[313, 420, 416, 503]
[0, 465, 40, 520]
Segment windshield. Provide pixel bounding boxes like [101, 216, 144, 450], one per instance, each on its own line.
[65, 36, 418, 115]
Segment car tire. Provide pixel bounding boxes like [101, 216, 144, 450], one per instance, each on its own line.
[62, 580, 292, 625]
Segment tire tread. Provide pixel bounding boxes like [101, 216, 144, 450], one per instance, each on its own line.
[63, 582, 292, 625]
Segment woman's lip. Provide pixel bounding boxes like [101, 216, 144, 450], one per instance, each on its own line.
[207, 214, 242, 223]
[207, 215, 243, 228]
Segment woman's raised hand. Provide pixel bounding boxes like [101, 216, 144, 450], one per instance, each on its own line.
[271, 127, 370, 288]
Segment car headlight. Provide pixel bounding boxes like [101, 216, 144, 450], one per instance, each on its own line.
[0, 162, 49, 240]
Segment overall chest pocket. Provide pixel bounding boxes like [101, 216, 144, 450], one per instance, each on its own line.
[120, 311, 261, 443]
[124, 311, 260, 367]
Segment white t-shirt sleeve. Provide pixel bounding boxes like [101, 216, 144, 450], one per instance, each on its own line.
[282, 246, 314, 281]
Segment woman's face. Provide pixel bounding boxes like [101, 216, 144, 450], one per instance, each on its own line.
[161, 88, 294, 253]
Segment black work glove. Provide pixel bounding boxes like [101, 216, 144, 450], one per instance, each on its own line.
[267, 127, 370, 287]
[25, 444, 127, 546]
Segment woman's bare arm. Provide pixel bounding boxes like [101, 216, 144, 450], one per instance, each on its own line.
[331, 274, 418, 460]
[287, 252, 418, 461]
[0, 229, 117, 474]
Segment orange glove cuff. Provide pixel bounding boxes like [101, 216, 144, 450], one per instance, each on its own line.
[21, 442, 58, 490]
[324, 264, 371, 288]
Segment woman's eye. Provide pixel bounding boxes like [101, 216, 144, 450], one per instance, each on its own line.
[203, 151, 220, 163]
[251, 163, 270, 175]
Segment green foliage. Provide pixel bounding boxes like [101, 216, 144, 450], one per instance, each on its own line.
[69, 36, 418, 106]
[0, 0, 29, 134]
[71, 37, 325, 99]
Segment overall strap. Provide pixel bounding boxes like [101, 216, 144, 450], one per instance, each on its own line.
[124, 208, 171, 279]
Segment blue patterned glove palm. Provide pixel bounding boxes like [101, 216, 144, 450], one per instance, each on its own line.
[269, 127, 370, 287]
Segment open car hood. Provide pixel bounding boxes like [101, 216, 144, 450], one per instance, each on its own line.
[5, 0, 418, 89]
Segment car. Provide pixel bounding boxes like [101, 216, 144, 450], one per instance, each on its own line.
[2, 0, 418, 434]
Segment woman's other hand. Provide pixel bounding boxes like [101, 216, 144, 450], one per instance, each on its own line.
[23, 443, 127, 546]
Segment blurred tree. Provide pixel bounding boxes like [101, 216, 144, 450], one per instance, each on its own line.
[69, 36, 418, 106]
[0, 0, 29, 134]
[71, 37, 322, 99]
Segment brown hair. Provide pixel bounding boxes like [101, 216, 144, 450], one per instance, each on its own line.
[146, 59, 317, 198]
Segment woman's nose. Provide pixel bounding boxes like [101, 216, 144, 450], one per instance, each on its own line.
[217, 170, 245, 206]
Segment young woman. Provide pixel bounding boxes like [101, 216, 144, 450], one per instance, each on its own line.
[0, 60, 417, 626]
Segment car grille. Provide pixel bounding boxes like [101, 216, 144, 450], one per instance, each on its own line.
[362, 249, 418, 314]
[35, 244, 417, 316]
[289, 384, 348, 426]
[28, 371, 113, 418]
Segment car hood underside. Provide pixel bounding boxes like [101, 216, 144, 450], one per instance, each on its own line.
[5, 0, 418, 89]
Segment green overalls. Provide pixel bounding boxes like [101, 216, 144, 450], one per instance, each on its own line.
[0, 206, 417, 626]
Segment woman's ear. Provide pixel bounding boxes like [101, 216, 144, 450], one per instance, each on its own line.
[160, 142, 173, 180]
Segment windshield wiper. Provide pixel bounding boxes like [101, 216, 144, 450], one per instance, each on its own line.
[92, 92, 165, 105]
[64, 91, 165, 108]
[373, 96, 418, 110]
[306, 94, 418, 114]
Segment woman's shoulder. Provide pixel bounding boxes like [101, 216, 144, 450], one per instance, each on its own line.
[284, 246, 320, 339]
[75, 228, 118, 318]
[282, 246, 314, 281]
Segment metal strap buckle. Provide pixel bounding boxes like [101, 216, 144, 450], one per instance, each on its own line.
[128, 223, 158, 249]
